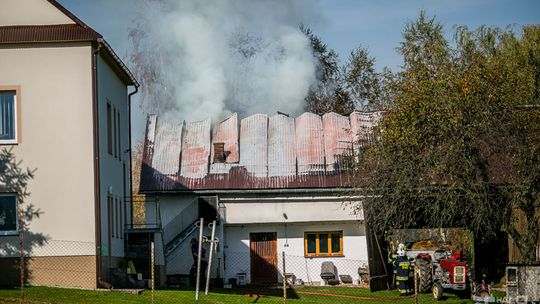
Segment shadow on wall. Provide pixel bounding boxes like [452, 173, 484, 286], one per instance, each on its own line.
[0, 147, 48, 287]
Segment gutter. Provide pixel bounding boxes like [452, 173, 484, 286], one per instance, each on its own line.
[140, 187, 363, 195]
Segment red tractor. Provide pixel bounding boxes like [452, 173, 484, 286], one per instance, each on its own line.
[410, 249, 471, 300]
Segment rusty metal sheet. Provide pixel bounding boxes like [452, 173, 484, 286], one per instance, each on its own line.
[323, 112, 352, 172]
[210, 113, 239, 174]
[180, 119, 211, 178]
[240, 114, 268, 177]
[295, 112, 325, 175]
[211, 113, 239, 163]
[350, 111, 383, 152]
[268, 114, 295, 177]
[151, 117, 183, 175]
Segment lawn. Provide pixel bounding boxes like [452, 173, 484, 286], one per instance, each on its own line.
[0, 286, 505, 304]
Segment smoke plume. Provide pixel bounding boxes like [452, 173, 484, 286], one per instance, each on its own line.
[129, 0, 320, 120]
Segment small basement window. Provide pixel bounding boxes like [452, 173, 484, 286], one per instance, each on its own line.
[0, 194, 18, 236]
[304, 231, 343, 257]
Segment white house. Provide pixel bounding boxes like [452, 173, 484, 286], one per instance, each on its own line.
[0, 0, 138, 288]
[139, 111, 382, 285]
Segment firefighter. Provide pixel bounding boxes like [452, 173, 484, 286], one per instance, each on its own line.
[393, 243, 412, 295]
[189, 238, 207, 286]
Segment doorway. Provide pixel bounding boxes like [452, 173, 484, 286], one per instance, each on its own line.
[249, 232, 278, 284]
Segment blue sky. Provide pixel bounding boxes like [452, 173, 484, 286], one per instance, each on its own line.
[59, 0, 540, 71]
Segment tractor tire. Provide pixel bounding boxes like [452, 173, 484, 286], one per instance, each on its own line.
[414, 258, 432, 293]
[432, 282, 443, 300]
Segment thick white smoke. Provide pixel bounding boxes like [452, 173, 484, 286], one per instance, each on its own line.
[131, 0, 319, 120]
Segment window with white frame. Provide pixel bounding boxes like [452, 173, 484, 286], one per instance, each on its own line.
[0, 194, 18, 235]
[0, 91, 17, 144]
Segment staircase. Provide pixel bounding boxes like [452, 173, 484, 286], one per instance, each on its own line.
[162, 198, 198, 257]
[164, 220, 198, 257]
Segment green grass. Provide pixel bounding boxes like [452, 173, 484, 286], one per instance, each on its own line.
[0, 286, 505, 304]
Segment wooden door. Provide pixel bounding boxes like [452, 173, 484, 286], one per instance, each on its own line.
[250, 232, 277, 284]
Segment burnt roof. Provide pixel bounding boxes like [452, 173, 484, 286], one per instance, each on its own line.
[140, 111, 382, 193]
[0, 0, 138, 87]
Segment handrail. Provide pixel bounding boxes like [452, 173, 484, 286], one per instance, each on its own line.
[162, 197, 198, 245]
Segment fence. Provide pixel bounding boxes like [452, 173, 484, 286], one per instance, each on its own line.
[1, 240, 431, 304]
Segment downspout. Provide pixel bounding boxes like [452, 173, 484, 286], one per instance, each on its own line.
[128, 86, 138, 227]
[128, 86, 138, 198]
[92, 41, 106, 288]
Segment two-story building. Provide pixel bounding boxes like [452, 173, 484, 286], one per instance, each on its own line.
[0, 0, 138, 288]
[139, 111, 382, 286]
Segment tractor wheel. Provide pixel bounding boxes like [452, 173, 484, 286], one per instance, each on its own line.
[432, 282, 443, 300]
[414, 258, 432, 293]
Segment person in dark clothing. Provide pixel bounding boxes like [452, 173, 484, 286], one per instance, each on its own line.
[189, 238, 207, 286]
[393, 243, 412, 295]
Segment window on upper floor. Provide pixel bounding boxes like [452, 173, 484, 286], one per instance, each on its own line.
[304, 231, 343, 257]
[117, 111, 121, 161]
[0, 194, 18, 236]
[107, 102, 112, 155]
[0, 90, 18, 144]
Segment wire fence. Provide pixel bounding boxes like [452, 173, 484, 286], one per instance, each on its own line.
[0, 240, 451, 303]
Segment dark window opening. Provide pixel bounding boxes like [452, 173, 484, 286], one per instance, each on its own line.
[0, 194, 17, 235]
[106, 103, 112, 154]
[113, 107, 117, 158]
[117, 111, 121, 161]
[213, 142, 225, 163]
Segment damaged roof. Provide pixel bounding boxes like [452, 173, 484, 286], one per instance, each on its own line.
[140, 111, 382, 192]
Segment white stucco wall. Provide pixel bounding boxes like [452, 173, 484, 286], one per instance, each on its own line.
[97, 52, 131, 259]
[0, 43, 95, 256]
[221, 197, 363, 224]
[0, 0, 74, 26]
[223, 221, 367, 284]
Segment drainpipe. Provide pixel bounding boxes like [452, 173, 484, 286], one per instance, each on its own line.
[92, 42, 104, 288]
[128, 86, 138, 199]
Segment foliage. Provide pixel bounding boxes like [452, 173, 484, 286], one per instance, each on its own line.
[355, 12, 540, 263]
[302, 26, 392, 115]
[130, 141, 146, 225]
[0, 147, 39, 297]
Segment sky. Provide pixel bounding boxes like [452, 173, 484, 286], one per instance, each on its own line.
[57, 0, 540, 140]
[59, 0, 540, 71]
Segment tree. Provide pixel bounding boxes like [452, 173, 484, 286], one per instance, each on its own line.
[0, 147, 40, 298]
[355, 12, 540, 264]
[302, 26, 392, 115]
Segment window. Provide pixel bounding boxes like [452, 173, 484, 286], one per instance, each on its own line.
[0, 90, 18, 144]
[107, 103, 112, 154]
[117, 111, 121, 161]
[113, 107, 117, 158]
[304, 231, 343, 257]
[0, 194, 18, 235]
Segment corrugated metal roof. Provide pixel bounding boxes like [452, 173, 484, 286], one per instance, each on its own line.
[323, 112, 352, 172]
[240, 114, 268, 178]
[140, 111, 382, 192]
[268, 114, 295, 177]
[295, 112, 325, 175]
[152, 117, 183, 175]
[210, 113, 239, 174]
[180, 119, 211, 178]
[350, 111, 383, 151]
